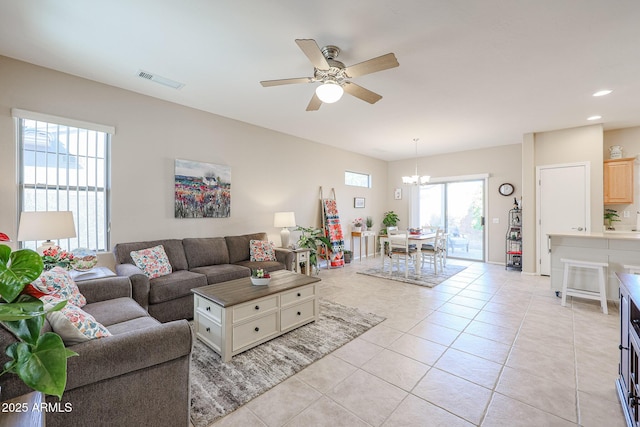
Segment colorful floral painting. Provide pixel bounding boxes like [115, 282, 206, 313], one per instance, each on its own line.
[175, 159, 231, 218]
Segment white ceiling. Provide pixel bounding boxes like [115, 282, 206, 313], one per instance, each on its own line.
[1, 0, 640, 161]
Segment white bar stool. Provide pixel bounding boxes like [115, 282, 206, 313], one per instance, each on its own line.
[624, 265, 640, 274]
[560, 258, 608, 314]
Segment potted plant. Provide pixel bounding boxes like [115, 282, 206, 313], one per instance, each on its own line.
[0, 241, 77, 399]
[352, 218, 363, 232]
[343, 250, 352, 264]
[604, 208, 621, 230]
[381, 211, 400, 235]
[295, 226, 331, 275]
[366, 216, 373, 231]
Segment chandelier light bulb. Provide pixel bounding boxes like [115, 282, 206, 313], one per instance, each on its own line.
[401, 138, 430, 185]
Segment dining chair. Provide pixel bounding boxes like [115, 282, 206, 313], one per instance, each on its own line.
[439, 232, 448, 268]
[421, 228, 444, 274]
[387, 229, 418, 278]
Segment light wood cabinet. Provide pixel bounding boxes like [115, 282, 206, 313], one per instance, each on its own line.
[604, 157, 635, 204]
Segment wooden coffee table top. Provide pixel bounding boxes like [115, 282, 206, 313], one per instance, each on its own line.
[192, 269, 321, 308]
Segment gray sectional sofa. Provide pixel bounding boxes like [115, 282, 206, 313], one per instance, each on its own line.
[0, 275, 192, 427]
[113, 232, 294, 322]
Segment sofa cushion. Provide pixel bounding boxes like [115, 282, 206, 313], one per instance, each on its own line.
[31, 266, 87, 307]
[83, 297, 150, 327]
[41, 296, 112, 346]
[130, 245, 173, 279]
[183, 237, 230, 268]
[105, 316, 161, 335]
[190, 264, 251, 284]
[149, 270, 207, 304]
[225, 232, 267, 264]
[250, 239, 277, 261]
[234, 260, 285, 273]
[113, 239, 189, 271]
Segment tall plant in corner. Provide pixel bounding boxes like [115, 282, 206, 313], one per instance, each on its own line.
[0, 243, 77, 399]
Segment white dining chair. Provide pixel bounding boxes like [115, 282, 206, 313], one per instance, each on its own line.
[421, 228, 447, 274]
[387, 230, 418, 278]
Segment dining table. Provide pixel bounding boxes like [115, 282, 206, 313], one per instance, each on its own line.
[378, 232, 437, 276]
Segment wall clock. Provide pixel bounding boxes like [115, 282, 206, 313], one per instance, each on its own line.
[499, 183, 514, 196]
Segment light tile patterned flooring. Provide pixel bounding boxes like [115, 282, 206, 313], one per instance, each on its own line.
[208, 257, 625, 427]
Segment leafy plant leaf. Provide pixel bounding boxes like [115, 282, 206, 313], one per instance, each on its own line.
[13, 332, 72, 399]
[0, 246, 43, 303]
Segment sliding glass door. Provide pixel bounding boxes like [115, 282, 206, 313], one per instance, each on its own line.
[418, 179, 485, 261]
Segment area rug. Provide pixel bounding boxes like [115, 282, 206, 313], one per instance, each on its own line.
[358, 264, 466, 288]
[189, 299, 385, 427]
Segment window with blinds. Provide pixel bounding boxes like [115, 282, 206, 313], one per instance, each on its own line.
[16, 113, 112, 252]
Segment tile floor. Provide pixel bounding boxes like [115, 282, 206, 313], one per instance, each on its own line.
[208, 257, 626, 427]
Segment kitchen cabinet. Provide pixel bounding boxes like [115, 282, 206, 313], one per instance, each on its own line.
[604, 157, 634, 205]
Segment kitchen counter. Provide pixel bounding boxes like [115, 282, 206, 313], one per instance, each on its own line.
[549, 231, 640, 239]
[549, 232, 640, 301]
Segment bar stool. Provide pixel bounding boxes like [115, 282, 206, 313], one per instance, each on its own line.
[624, 265, 640, 274]
[560, 258, 608, 314]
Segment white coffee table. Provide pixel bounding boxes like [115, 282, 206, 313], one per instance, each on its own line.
[192, 270, 321, 362]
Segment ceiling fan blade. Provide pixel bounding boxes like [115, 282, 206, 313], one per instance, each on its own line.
[345, 53, 399, 78]
[295, 39, 330, 70]
[343, 82, 383, 104]
[260, 77, 312, 87]
[306, 92, 322, 111]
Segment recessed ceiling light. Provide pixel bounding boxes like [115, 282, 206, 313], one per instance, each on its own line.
[587, 115, 602, 121]
[593, 90, 613, 97]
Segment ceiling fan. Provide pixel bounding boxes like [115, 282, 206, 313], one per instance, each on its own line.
[260, 39, 399, 111]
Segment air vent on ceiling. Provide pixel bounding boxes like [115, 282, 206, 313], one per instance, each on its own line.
[136, 70, 184, 89]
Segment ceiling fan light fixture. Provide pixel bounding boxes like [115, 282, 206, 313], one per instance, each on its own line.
[315, 81, 344, 103]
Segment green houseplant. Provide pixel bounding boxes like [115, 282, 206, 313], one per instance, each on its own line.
[295, 226, 331, 274]
[365, 216, 373, 230]
[381, 211, 400, 234]
[604, 208, 620, 230]
[0, 243, 77, 399]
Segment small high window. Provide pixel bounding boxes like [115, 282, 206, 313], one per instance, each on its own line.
[345, 171, 371, 188]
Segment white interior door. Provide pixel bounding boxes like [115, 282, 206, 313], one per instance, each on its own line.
[537, 163, 589, 275]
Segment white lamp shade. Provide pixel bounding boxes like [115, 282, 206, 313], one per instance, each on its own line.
[17, 211, 77, 242]
[274, 212, 296, 228]
[315, 82, 344, 103]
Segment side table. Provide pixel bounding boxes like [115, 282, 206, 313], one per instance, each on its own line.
[351, 230, 377, 261]
[292, 248, 312, 276]
[0, 391, 45, 427]
[68, 266, 116, 282]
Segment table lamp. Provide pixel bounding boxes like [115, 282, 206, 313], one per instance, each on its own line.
[17, 211, 77, 254]
[274, 212, 296, 248]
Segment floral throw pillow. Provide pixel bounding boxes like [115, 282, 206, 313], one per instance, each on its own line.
[130, 245, 172, 279]
[250, 240, 277, 262]
[30, 266, 87, 308]
[41, 296, 112, 346]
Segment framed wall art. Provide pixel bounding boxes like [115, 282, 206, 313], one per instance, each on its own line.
[174, 159, 231, 218]
[394, 188, 402, 200]
[354, 197, 365, 208]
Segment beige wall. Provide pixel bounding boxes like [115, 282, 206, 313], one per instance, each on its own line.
[522, 124, 604, 274]
[387, 144, 523, 265]
[603, 126, 640, 229]
[0, 56, 387, 251]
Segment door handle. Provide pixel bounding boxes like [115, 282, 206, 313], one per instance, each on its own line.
[571, 227, 584, 231]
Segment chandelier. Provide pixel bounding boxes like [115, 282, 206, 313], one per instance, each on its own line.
[402, 138, 430, 185]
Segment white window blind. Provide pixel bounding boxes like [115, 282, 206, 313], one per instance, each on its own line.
[15, 110, 113, 252]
